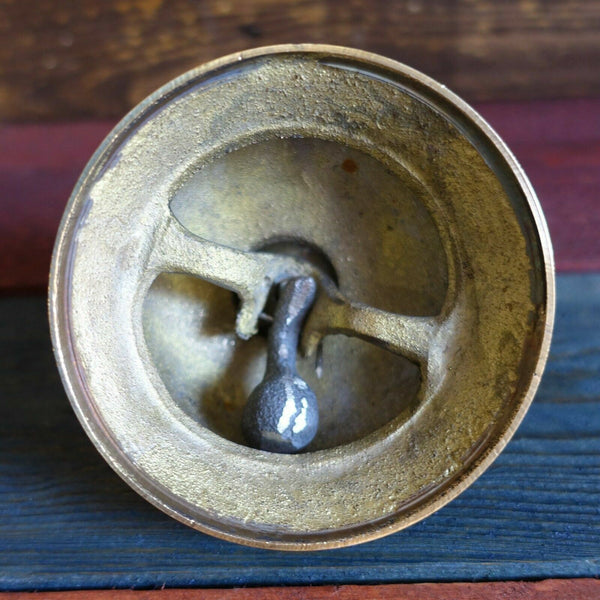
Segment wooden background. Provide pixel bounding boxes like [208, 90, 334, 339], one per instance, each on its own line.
[1, 1, 599, 597]
[1, 0, 600, 121]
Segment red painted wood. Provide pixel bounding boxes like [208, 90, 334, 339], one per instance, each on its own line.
[481, 98, 600, 273]
[2, 579, 599, 599]
[0, 121, 113, 292]
[1, 98, 599, 291]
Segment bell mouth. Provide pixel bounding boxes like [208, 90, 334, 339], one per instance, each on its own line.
[49, 45, 554, 550]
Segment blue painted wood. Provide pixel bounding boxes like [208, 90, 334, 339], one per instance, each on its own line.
[1, 274, 599, 591]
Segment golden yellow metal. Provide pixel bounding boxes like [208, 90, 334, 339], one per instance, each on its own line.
[49, 45, 554, 550]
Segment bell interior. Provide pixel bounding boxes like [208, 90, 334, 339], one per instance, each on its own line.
[142, 136, 448, 451]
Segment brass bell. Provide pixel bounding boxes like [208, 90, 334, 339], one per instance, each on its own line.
[49, 45, 554, 550]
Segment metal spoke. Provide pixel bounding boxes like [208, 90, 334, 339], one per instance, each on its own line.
[146, 216, 312, 339]
[301, 280, 439, 367]
[147, 215, 446, 371]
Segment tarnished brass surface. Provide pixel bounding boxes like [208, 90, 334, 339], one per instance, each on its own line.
[49, 45, 554, 550]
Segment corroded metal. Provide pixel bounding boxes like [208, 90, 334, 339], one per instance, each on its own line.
[242, 276, 319, 453]
[49, 45, 555, 550]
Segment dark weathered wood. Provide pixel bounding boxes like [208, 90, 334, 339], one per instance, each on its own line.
[1, 99, 599, 292]
[2, 579, 600, 599]
[1, 0, 600, 121]
[0, 274, 598, 591]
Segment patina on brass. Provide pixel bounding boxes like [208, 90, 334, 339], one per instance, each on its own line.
[49, 45, 555, 550]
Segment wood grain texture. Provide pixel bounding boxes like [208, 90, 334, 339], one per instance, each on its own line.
[0, 121, 112, 292]
[1, 99, 599, 292]
[1, 0, 600, 121]
[2, 579, 600, 599]
[0, 274, 598, 591]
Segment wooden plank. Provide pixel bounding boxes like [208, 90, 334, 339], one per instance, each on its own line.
[1, 99, 599, 292]
[2, 579, 600, 599]
[0, 273, 598, 590]
[0, 121, 111, 292]
[481, 99, 600, 273]
[1, 0, 600, 121]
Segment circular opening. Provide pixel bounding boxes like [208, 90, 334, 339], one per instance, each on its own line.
[143, 135, 447, 451]
[51, 47, 553, 548]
